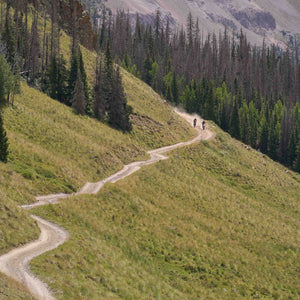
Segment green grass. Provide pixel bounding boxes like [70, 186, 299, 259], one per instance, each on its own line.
[1, 2, 299, 298]
[30, 127, 300, 299]
[0, 273, 34, 300]
[0, 24, 193, 298]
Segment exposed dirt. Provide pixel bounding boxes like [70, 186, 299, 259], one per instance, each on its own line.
[0, 108, 214, 300]
[0, 216, 69, 300]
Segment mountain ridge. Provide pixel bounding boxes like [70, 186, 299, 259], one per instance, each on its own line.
[87, 0, 300, 48]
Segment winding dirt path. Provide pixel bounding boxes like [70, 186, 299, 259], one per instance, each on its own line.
[0, 108, 214, 300]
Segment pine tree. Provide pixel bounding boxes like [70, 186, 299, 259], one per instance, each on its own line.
[94, 59, 106, 121]
[108, 66, 132, 131]
[2, 11, 16, 66]
[46, 56, 58, 99]
[45, 56, 68, 103]
[0, 112, 8, 163]
[142, 53, 152, 85]
[103, 42, 114, 112]
[230, 98, 240, 139]
[259, 114, 269, 153]
[293, 142, 300, 172]
[78, 49, 90, 113]
[68, 50, 79, 106]
[72, 69, 86, 115]
[28, 11, 40, 84]
[171, 72, 179, 104]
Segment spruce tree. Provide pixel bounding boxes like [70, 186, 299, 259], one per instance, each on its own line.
[2, 12, 16, 66]
[293, 142, 300, 172]
[171, 72, 179, 104]
[45, 56, 68, 103]
[46, 56, 58, 99]
[68, 50, 79, 106]
[72, 69, 86, 115]
[78, 49, 90, 114]
[259, 115, 269, 154]
[103, 42, 114, 113]
[0, 112, 8, 163]
[108, 66, 132, 131]
[142, 53, 152, 85]
[229, 98, 240, 139]
[94, 60, 106, 121]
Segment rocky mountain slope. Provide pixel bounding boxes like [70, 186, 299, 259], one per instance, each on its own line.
[87, 0, 300, 47]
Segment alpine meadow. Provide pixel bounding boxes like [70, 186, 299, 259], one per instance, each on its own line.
[0, 0, 299, 299]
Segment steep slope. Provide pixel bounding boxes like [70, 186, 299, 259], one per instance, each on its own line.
[97, 0, 300, 47]
[30, 124, 300, 299]
[0, 61, 194, 298]
[0, 110, 210, 299]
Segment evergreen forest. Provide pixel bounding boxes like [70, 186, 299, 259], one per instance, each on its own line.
[0, 0, 299, 172]
[94, 9, 300, 172]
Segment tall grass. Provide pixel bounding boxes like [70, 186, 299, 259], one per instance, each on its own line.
[31, 127, 300, 299]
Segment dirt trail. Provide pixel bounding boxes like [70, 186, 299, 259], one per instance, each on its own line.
[0, 216, 68, 300]
[21, 108, 214, 208]
[0, 108, 214, 300]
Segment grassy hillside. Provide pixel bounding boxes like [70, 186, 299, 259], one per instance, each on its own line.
[0, 77, 193, 233]
[1, 3, 298, 299]
[29, 126, 300, 299]
[0, 58, 193, 299]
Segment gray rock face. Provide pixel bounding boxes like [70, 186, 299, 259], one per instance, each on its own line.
[85, 0, 300, 47]
[229, 8, 276, 31]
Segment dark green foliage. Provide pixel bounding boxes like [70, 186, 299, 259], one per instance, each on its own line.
[0, 4, 298, 170]
[0, 112, 8, 163]
[0, 55, 20, 107]
[142, 53, 152, 85]
[2, 12, 16, 66]
[94, 60, 106, 121]
[72, 69, 87, 115]
[94, 44, 132, 132]
[45, 56, 68, 103]
[181, 85, 196, 113]
[229, 98, 240, 139]
[293, 142, 300, 172]
[28, 12, 41, 84]
[68, 50, 79, 106]
[108, 67, 132, 131]
[170, 72, 179, 104]
[78, 50, 91, 114]
[259, 115, 269, 154]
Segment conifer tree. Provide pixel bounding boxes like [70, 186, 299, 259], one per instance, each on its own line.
[68, 50, 79, 106]
[259, 114, 269, 154]
[142, 53, 152, 85]
[108, 66, 132, 131]
[72, 69, 86, 115]
[230, 98, 240, 139]
[171, 72, 179, 104]
[293, 142, 300, 172]
[94, 59, 106, 121]
[28, 11, 40, 83]
[103, 42, 114, 111]
[78, 50, 90, 106]
[0, 112, 8, 163]
[2, 11, 16, 66]
[45, 56, 68, 103]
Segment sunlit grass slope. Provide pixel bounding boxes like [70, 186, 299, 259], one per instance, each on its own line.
[0, 79, 193, 297]
[0, 273, 34, 300]
[32, 126, 300, 299]
[0, 26, 193, 298]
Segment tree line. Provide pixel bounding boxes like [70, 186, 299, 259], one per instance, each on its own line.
[0, 0, 132, 163]
[93, 8, 300, 172]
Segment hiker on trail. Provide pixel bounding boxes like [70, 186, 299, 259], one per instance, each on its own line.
[193, 118, 197, 128]
[202, 120, 206, 130]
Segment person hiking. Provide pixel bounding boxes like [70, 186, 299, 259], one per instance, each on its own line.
[202, 120, 206, 130]
[193, 118, 197, 128]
